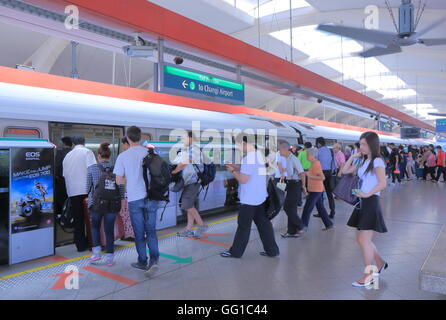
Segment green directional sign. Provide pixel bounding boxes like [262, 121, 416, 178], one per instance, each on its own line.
[160, 64, 245, 105]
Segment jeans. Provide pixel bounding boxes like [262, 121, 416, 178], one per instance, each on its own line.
[301, 192, 333, 229]
[128, 198, 159, 265]
[229, 203, 279, 258]
[90, 210, 117, 254]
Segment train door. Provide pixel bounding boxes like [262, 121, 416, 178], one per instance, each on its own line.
[48, 123, 124, 246]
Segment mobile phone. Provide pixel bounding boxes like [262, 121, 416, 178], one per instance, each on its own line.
[352, 189, 361, 195]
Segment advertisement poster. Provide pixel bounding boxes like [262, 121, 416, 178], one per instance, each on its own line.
[10, 148, 54, 234]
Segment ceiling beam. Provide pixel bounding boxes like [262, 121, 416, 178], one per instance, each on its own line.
[256, 95, 289, 111]
[23, 36, 70, 73]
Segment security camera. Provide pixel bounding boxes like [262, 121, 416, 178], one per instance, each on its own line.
[122, 45, 154, 58]
[174, 57, 184, 65]
[317, 98, 323, 104]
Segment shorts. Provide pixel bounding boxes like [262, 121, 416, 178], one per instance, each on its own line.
[180, 182, 200, 210]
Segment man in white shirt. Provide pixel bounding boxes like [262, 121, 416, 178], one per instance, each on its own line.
[278, 140, 306, 238]
[221, 133, 279, 259]
[114, 126, 160, 277]
[63, 136, 96, 252]
[171, 131, 208, 239]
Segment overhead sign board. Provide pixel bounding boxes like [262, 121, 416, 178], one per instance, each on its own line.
[436, 119, 446, 133]
[158, 64, 245, 105]
[401, 127, 421, 139]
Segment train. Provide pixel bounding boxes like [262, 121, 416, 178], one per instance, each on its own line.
[0, 81, 435, 245]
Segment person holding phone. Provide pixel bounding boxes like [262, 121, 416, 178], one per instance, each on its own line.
[340, 132, 388, 288]
[220, 133, 279, 259]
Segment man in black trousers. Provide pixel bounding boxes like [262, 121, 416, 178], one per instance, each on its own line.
[63, 136, 96, 252]
[277, 140, 307, 238]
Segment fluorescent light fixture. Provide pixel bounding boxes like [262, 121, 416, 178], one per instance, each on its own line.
[403, 104, 439, 120]
[270, 25, 422, 105]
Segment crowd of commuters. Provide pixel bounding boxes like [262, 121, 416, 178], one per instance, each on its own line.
[55, 125, 443, 286]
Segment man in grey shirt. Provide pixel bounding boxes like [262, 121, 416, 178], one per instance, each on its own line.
[278, 140, 307, 238]
[114, 126, 160, 277]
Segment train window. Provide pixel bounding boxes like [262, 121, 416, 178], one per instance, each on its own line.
[4, 127, 41, 138]
[295, 123, 315, 131]
[159, 135, 180, 142]
[141, 133, 152, 141]
[324, 139, 337, 147]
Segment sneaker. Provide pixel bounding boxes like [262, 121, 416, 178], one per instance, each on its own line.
[144, 260, 159, 278]
[105, 253, 115, 266]
[177, 229, 194, 237]
[281, 232, 302, 238]
[88, 246, 102, 263]
[131, 262, 148, 271]
[193, 224, 209, 239]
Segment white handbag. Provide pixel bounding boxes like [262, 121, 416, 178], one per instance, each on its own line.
[276, 178, 287, 192]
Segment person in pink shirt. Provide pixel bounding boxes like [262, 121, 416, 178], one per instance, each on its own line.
[333, 143, 346, 176]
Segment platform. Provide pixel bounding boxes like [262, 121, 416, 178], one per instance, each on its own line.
[0, 180, 445, 300]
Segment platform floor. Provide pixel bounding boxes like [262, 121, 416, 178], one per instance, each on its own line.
[1, 180, 445, 300]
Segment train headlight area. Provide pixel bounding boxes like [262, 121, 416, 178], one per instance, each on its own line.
[0, 0, 445, 305]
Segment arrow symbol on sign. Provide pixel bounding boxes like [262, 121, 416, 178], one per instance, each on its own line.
[182, 80, 188, 88]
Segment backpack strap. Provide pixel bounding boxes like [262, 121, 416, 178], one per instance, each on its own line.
[142, 154, 150, 199]
[329, 148, 336, 172]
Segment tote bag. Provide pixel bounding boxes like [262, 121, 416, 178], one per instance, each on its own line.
[333, 173, 360, 205]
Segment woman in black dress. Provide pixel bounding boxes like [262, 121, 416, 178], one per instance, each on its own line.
[341, 132, 388, 287]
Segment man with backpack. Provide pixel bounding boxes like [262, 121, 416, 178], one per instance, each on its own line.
[114, 126, 160, 277]
[172, 131, 214, 239]
[172, 131, 215, 238]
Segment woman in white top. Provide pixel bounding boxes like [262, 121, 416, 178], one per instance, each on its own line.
[221, 133, 279, 258]
[341, 132, 388, 287]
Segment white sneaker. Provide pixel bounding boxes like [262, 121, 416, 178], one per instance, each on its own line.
[352, 280, 374, 287]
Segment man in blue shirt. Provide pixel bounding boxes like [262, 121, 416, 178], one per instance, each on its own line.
[314, 137, 336, 219]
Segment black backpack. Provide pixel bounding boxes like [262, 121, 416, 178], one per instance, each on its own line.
[143, 149, 171, 220]
[264, 177, 285, 220]
[193, 161, 216, 201]
[91, 164, 121, 214]
[56, 198, 75, 232]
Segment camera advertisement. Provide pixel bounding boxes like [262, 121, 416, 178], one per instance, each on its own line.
[10, 148, 54, 234]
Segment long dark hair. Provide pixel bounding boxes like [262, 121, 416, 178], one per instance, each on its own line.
[359, 132, 382, 175]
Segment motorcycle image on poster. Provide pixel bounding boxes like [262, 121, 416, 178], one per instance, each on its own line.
[10, 148, 54, 234]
